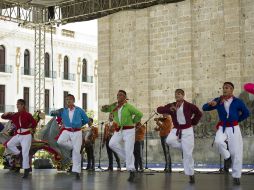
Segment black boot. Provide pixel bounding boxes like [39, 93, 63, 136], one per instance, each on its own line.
[224, 157, 232, 172]
[233, 178, 240, 185]
[75, 172, 80, 180]
[128, 171, 136, 182]
[23, 169, 30, 179]
[106, 167, 113, 171]
[189, 175, 195, 184]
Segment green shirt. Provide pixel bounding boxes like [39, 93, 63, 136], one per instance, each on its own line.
[101, 102, 143, 128]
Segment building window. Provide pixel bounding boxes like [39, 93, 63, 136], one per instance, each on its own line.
[24, 49, 30, 75]
[82, 93, 87, 111]
[23, 87, 29, 112]
[63, 56, 69, 80]
[63, 91, 69, 107]
[0, 85, 5, 112]
[45, 53, 50, 77]
[0, 45, 5, 72]
[45, 89, 50, 114]
[82, 59, 87, 82]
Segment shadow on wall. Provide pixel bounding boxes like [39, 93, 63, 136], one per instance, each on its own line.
[193, 91, 254, 138]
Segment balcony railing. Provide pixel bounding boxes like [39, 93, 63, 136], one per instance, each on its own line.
[82, 75, 93, 83]
[21, 67, 34, 76]
[62, 72, 76, 81]
[0, 106, 54, 115]
[61, 29, 75, 38]
[0, 105, 15, 113]
[45, 70, 57, 78]
[0, 64, 13, 73]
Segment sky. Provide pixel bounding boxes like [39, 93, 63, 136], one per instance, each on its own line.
[60, 19, 98, 37]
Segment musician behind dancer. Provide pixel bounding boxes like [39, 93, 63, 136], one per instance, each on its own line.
[84, 118, 98, 171]
[1, 99, 37, 178]
[154, 113, 173, 172]
[134, 123, 145, 172]
[102, 113, 121, 171]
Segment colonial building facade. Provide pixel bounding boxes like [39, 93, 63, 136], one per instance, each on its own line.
[0, 21, 98, 122]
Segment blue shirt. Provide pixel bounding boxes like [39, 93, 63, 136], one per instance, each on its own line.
[202, 97, 249, 125]
[51, 106, 89, 129]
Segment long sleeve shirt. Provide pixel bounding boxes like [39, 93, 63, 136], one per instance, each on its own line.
[90, 126, 98, 143]
[51, 106, 89, 129]
[103, 122, 118, 142]
[157, 100, 202, 129]
[135, 125, 145, 141]
[101, 102, 143, 128]
[1, 111, 37, 130]
[155, 117, 173, 137]
[202, 97, 249, 125]
[83, 126, 98, 144]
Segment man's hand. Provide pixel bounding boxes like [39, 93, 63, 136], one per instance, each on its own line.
[2, 112, 12, 116]
[169, 105, 176, 112]
[102, 105, 109, 110]
[135, 122, 141, 128]
[208, 101, 217, 107]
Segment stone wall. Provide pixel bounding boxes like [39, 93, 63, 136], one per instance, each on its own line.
[97, 0, 254, 164]
[98, 0, 254, 118]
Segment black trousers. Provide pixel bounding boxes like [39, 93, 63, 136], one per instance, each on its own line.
[134, 140, 144, 170]
[161, 136, 172, 170]
[85, 143, 95, 169]
[106, 139, 121, 169]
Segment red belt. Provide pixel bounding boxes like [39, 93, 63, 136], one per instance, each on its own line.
[216, 121, 238, 133]
[15, 129, 31, 135]
[55, 128, 81, 140]
[215, 121, 238, 129]
[115, 126, 134, 132]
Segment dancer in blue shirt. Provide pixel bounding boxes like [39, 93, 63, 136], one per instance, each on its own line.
[51, 94, 89, 179]
[203, 82, 249, 185]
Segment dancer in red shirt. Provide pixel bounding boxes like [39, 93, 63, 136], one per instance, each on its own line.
[1, 99, 37, 178]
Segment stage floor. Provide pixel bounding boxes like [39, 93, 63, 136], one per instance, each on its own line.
[0, 169, 253, 190]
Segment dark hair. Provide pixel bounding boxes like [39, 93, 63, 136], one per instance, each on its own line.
[17, 99, 26, 106]
[175, 89, 185, 95]
[89, 118, 93, 123]
[66, 94, 75, 102]
[118, 90, 127, 97]
[223, 82, 234, 89]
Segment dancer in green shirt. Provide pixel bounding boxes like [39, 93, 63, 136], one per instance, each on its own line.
[101, 90, 143, 182]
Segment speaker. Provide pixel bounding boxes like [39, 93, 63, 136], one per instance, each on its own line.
[33, 159, 53, 169]
[48, 6, 55, 20]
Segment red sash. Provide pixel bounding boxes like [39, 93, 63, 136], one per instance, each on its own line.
[55, 128, 81, 140]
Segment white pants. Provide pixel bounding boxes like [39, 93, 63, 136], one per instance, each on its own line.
[166, 128, 194, 176]
[109, 128, 135, 171]
[214, 125, 243, 178]
[57, 130, 82, 173]
[6, 134, 32, 169]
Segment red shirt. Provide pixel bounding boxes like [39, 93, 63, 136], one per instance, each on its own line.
[1, 111, 37, 129]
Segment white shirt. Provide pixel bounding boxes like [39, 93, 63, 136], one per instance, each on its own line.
[68, 107, 75, 123]
[176, 103, 186, 125]
[224, 97, 233, 118]
[118, 106, 123, 125]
